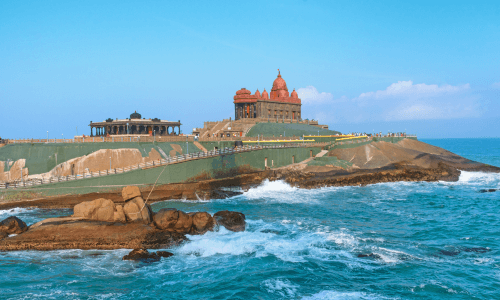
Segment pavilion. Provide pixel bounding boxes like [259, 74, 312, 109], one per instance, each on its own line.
[89, 111, 181, 137]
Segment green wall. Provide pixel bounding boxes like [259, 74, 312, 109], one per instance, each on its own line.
[0, 146, 322, 198]
[0, 141, 203, 174]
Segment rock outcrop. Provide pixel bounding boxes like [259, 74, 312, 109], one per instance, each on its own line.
[0, 219, 187, 251]
[122, 248, 174, 263]
[0, 216, 28, 234]
[123, 248, 161, 262]
[153, 209, 216, 234]
[213, 211, 246, 232]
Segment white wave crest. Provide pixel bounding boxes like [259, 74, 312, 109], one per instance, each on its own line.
[0, 207, 37, 217]
[302, 290, 395, 300]
[262, 278, 298, 298]
[458, 171, 500, 185]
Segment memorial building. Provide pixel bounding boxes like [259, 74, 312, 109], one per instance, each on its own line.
[89, 111, 181, 137]
[233, 70, 301, 122]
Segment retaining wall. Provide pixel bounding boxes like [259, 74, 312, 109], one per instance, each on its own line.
[0, 146, 322, 198]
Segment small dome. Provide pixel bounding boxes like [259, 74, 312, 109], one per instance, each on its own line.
[262, 88, 269, 99]
[130, 111, 141, 119]
[255, 89, 261, 98]
[291, 88, 298, 98]
[236, 88, 251, 95]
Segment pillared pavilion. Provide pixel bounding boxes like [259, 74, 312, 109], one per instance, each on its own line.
[89, 111, 181, 137]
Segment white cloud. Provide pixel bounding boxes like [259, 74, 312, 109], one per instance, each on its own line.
[357, 80, 470, 100]
[297, 86, 334, 104]
[300, 80, 482, 124]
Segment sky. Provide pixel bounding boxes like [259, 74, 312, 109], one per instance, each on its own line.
[1, 0, 499, 139]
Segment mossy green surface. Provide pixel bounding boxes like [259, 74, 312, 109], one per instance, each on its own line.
[246, 123, 340, 137]
[0, 142, 203, 175]
[307, 156, 353, 169]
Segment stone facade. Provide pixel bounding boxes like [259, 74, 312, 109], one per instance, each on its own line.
[234, 71, 301, 122]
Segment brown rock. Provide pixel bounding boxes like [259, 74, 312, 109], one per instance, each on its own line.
[156, 251, 174, 258]
[122, 248, 160, 263]
[73, 198, 116, 222]
[153, 208, 179, 230]
[123, 197, 152, 224]
[0, 220, 187, 251]
[0, 231, 8, 240]
[213, 211, 246, 232]
[191, 212, 215, 234]
[113, 205, 127, 223]
[122, 185, 142, 201]
[153, 209, 194, 234]
[0, 216, 28, 234]
[174, 211, 193, 233]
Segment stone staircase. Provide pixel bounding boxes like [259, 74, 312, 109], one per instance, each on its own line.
[156, 147, 169, 159]
[193, 141, 207, 152]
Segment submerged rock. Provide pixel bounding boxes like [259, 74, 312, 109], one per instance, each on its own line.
[479, 189, 497, 193]
[357, 253, 382, 259]
[123, 248, 160, 263]
[156, 251, 174, 258]
[213, 210, 246, 232]
[0, 216, 28, 234]
[462, 247, 491, 253]
[438, 249, 461, 256]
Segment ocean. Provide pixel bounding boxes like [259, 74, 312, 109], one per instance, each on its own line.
[1, 138, 499, 299]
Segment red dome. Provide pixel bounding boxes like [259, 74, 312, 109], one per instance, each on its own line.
[291, 88, 298, 98]
[262, 88, 269, 99]
[272, 71, 288, 91]
[236, 88, 251, 95]
[255, 89, 261, 98]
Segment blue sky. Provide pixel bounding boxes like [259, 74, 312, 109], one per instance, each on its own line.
[1, 0, 499, 139]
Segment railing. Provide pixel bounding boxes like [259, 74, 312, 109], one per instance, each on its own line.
[7, 136, 195, 144]
[0, 142, 329, 190]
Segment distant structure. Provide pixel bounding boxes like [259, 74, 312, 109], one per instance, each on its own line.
[234, 70, 301, 122]
[89, 111, 181, 137]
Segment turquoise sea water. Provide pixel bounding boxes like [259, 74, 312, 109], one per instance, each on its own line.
[1, 138, 500, 299]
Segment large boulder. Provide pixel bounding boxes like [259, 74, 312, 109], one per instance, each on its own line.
[190, 212, 215, 234]
[213, 211, 246, 232]
[123, 197, 153, 224]
[153, 208, 195, 234]
[73, 198, 116, 222]
[122, 186, 142, 201]
[0, 216, 28, 234]
[153, 208, 179, 230]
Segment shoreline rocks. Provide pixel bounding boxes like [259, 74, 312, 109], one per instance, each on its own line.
[0, 186, 247, 251]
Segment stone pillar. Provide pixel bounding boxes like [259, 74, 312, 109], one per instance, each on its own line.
[90, 126, 93, 137]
